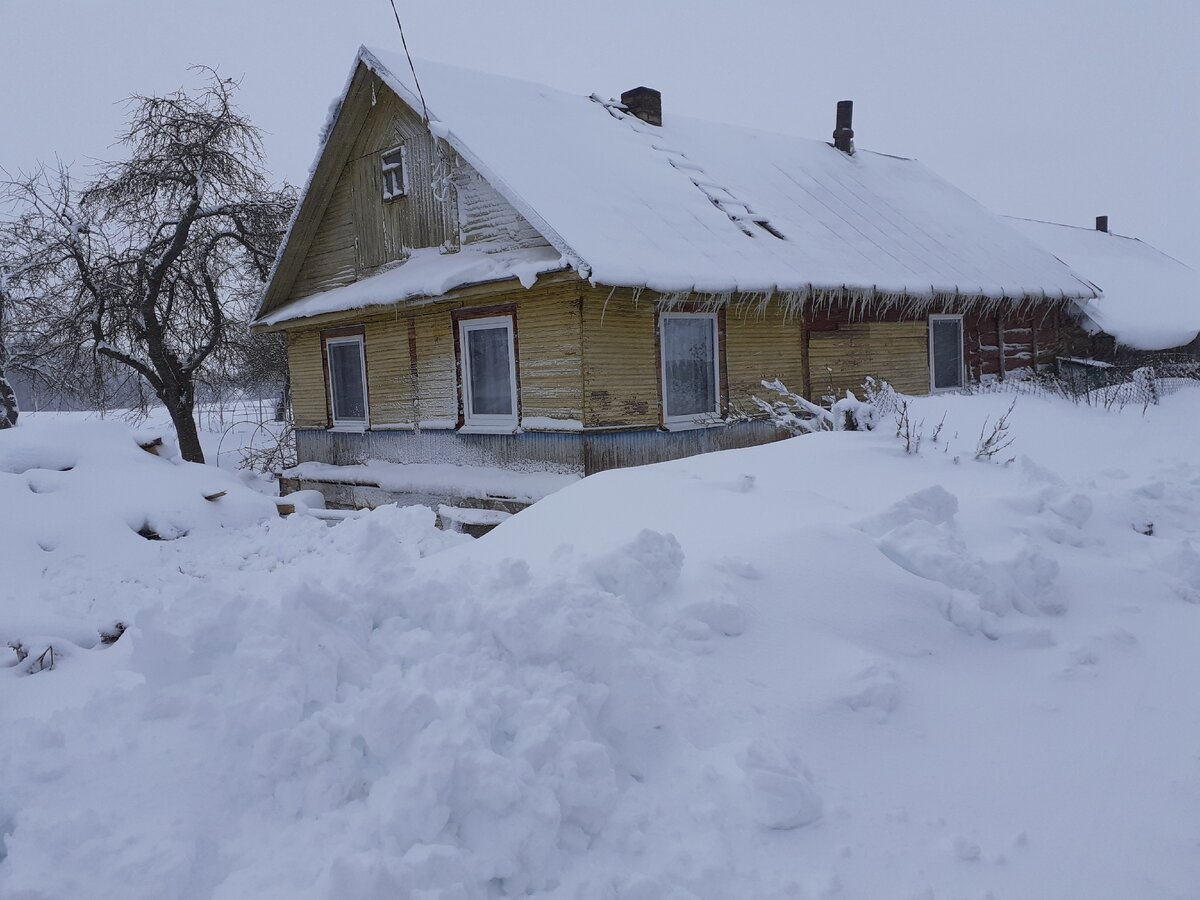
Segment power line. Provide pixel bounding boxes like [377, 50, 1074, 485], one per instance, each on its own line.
[387, 0, 429, 125]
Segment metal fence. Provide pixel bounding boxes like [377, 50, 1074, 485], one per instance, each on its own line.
[967, 355, 1200, 409]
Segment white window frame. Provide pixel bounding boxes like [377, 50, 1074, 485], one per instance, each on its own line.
[325, 334, 369, 431]
[458, 315, 519, 431]
[381, 144, 408, 201]
[928, 314, 966, 392]
[659, 311, 722, 427]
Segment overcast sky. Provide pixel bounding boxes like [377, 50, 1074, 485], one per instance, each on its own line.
[2, 0, 1196, 267]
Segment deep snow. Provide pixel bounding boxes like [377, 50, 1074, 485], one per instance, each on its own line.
[3, 389, 1200, 899]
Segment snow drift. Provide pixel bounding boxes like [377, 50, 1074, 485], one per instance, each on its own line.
[4, 392, 1200, 898]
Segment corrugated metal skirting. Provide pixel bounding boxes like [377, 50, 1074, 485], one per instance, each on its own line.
[295, 420, 786, 477]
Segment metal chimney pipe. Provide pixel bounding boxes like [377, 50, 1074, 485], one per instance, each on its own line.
[833, 100, 855, 154]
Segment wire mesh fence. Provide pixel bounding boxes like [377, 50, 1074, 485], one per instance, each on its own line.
[966, 355, 1200, 410]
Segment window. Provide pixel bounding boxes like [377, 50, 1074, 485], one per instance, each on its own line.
[381, 145, 408, 200]
[660, 312, 721, 425]
[325, 334, 368, 429]
[459, 315, 518, 429]
[929, 315, 965, 391]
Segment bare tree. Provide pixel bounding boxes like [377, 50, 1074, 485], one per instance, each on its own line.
[0, 68, 294, 461]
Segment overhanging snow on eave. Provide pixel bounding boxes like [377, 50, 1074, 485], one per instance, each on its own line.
[582, 279, 1096, 319]
[252, 246, 572, 331]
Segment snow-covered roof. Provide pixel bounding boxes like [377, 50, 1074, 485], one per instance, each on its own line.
[1006, 217, 1200, 351]
[257, 47, 1097, 325]
[257, 246, 566, 327]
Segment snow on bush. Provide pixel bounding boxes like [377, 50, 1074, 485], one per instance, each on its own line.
[752, 377, 896, 434]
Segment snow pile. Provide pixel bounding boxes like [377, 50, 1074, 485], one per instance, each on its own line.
[1008, 216, 1200, 350]
[5, 391, 1200, 898]
[0, 419, 277, 670]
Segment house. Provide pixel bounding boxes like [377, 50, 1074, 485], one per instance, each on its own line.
[1005, 215, 1200, 363]
[254, 45, 1097, 511]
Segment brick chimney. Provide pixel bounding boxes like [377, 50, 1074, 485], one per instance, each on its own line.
[621, 87, 662, 126]
[1095, 215, 1109, 233]
[832, 100, 855, 154]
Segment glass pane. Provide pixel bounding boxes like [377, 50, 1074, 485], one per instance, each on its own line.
[663, 317, 716, 418]
[329, 341, 366, 421]
[467, 325, 513, 417]
[932, 319, 963, 389]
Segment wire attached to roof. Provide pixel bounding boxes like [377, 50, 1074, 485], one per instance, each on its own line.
[387, 0, 429, 124]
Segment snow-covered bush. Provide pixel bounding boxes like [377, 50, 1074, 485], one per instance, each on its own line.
[752, 377, 898, 434]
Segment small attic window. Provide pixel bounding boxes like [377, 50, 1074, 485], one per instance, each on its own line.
[381, 145, 408, 200]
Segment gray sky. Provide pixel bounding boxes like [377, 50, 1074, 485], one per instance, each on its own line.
[2, 0, 1196, 267]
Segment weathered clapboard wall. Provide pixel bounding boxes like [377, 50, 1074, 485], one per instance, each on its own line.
[285, 278, 585, 431]
[724, 305, 806, 413]
[808, 321, 930, 398]
[288, 330, 328, 428]
[580, 288, 659, 428]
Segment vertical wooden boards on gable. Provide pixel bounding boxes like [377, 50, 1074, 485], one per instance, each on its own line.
[808, 321, 930, 398]
[292, 171, 357, 300]
[348, 86, 457, 277]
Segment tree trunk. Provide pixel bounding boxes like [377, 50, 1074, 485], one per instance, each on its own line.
[167, 401, 205, 464]
[0, 372, 17, 429]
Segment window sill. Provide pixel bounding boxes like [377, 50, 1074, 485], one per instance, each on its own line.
[328, 423, 368, 434]
[457, 424, 519, 435]
[662, 418, 725, 432]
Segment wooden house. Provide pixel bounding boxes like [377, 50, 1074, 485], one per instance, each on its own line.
[255, 46, 1097, 510]
[1006, 216, 1200, 365]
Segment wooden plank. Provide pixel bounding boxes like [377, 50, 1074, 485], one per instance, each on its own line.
[725, 306, 805, 414]
[288, 329, 328, 428]
[808, 321, 930, 397]
[581, 287, 659, 427]
[365, 316, 416, 425]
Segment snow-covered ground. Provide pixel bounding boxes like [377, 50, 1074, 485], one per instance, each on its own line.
[3, 389, 1200, 899]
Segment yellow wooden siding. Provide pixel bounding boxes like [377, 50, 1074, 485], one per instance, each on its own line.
[514, 285, 583, 422]
[581, 289, 660, 427]
[725, 307, 806, 415]
[281, 281, 586, 430]
[409, 306, 458, 424]
[808, 321, 930, 398]
[365, 317, 415, 425]
[288, 330, 327, 428]
[285, 286, 932, 434]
